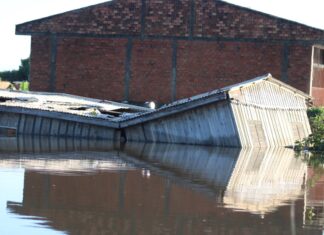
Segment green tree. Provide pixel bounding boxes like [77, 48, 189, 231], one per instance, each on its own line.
[18, 58, 30, 81]
[295, 107, 324, 152]
[0, 57, 29, 82]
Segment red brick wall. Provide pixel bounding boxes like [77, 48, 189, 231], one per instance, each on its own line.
[29, 36, 51, 91]
[21, 0, 324, 105]
[312, 63, 324, 105]
[130, 40, 173, 103]
[29, 36, 315, 104]
[194, 1, 324, 40]
[145, 0, 191, 36]
[287, 45, 312, 93]
[55, 37, 127, 101]
[177, 41, 282, 99]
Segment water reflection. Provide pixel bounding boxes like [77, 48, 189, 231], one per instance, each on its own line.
[0, 137, 323, 235]
[304, 167, 324, 230]
[0, 137, 133, 174]
[224, 148, 306, 214]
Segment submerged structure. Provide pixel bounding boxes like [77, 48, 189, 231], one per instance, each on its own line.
[0, 74, 311, 147]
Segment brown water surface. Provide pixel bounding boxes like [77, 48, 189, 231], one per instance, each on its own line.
[0, 137, 323, 235]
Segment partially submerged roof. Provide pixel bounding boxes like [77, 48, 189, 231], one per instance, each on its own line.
[118, 74, 311, 127]
[0, 74, 311, 128]
[0, 90, 151, 128]
[16, 0, 324, 41]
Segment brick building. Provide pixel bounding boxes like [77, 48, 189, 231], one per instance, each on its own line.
[16, 0, 324, 105]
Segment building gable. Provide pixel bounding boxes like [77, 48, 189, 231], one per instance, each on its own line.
[228, 76, 311, 109]
[16, 0, 324, 41]
[16, 1, 142, 36]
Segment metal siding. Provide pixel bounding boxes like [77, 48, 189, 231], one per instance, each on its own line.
[126, 101, 240, 147]
[229, 80, 311, 147]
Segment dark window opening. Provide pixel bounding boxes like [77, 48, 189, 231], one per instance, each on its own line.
[321, 50, 324, 65]
[98, 108, 139, 117]
[314, 47, 324, 65]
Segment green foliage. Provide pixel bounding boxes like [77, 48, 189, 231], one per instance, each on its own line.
[308, 107, 324, 119]
[295, 107, 324, 152]
[0, 70, 20, 81]
[19, 81, 29, 91]
[0, 58, 29, 82]
[306, 207, 316, 221]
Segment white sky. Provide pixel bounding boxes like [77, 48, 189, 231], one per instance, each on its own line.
[0, 0, 324, 71]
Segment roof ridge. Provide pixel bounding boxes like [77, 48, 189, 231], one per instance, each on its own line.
[16, 0, 324, 34]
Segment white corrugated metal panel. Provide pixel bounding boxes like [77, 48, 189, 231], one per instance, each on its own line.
[126, 101, 241, 147]
[230, 101, 311, 147]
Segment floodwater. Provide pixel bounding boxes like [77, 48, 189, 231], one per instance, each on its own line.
[0, 137, 323, 235]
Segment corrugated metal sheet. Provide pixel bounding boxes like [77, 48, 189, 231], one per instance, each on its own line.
[229, 79, 311, 147]
[126, 100, 241, 146]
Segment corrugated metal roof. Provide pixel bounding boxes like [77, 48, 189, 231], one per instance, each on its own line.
[0, 89, 150, 123]
[0, 74, 312, 128]
[119, 74, 311, 127]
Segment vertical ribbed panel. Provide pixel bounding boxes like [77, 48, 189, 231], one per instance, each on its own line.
[229, 80, 311, 147]
[0, 112, 116, 140]
[126, 101, 241, 147]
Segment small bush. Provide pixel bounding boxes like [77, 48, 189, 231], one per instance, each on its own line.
[295, 107, 324, 152]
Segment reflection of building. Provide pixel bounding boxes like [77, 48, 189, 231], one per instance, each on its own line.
[8, 169, 309, 235]
[3, 139, 322, 234]
[304, 168, 324, 230]
[124, 143, 307, 214]
[0, 137, 134, 173]
[0, 136, 118, 153]
[224, 148, 307, 214]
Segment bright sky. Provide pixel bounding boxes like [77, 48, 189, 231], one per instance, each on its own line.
[0, 0, 324, 71]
